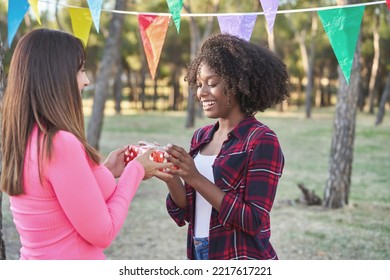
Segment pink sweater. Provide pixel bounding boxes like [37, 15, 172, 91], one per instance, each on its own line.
[9, 126, 144, 259]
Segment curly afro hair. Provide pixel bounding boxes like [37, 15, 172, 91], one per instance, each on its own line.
[184, 33, 290, 115]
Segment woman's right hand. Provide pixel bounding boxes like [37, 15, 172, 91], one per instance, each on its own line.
[134, 149, 174, 181]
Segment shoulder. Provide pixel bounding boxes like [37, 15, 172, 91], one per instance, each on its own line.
[52, 130, 84, 153]
[54, 130, 80, 144]
[246, 117, 276, 136]
[246, 120, 280, 147]
[192, 124, 213, 143]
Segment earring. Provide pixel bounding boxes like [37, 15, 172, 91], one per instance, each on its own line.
[226, 93, 232, 109]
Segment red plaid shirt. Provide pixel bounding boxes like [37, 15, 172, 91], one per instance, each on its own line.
[166, 115, 284, 260]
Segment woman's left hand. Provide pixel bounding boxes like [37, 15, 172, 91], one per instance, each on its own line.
[163, 144, 202, 185]
[103, 146, 128, 178]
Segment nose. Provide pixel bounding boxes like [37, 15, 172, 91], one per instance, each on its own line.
[197, 84, 209, 99]
[83, 73, 90, 87]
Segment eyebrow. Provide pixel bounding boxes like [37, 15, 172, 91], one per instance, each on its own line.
[197, 74, 219, 80]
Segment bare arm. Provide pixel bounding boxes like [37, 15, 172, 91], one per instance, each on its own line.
[164, 176, 188, 209]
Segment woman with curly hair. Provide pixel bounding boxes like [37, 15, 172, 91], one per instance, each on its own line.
[158, 33, 290, 260]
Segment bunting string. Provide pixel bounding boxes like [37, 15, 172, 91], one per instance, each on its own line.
[5, 0, 389, 82]
[39, 0, 386, 16]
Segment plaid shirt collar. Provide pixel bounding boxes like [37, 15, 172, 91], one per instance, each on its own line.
[198, 114, 257, 143]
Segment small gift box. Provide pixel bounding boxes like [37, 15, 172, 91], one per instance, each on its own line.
[124, 144, 168, 166]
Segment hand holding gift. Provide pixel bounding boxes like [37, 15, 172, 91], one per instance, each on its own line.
[124, 141, 178, 170]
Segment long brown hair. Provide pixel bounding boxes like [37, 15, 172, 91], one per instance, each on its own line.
[1, 28, 100, 196]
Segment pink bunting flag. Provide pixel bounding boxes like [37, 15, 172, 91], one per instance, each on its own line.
[138, 15, 170, 80]
[259, 0, 279, 34]
[387, 0, 390, 10]
[217, 15, 257, 41]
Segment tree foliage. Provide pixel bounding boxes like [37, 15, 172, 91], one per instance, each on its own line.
[0, 0, 389, 209]
[0, 0, 388, 117]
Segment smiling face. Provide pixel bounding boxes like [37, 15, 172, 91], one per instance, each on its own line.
[196, 63, 240, 120]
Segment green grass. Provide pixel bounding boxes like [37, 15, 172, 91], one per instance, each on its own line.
[2, 105, 389, 259]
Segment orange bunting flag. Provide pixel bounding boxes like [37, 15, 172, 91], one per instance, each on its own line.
[69, 8, 93, 48]
[138, 15, 170, 80]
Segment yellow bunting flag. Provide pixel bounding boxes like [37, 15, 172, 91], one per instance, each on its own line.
[138, 15, 170, 80]
[69, 7, 93, 47]
[28, 0, 41, 24]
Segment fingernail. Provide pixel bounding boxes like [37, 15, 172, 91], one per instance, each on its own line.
[167, 143, 172, 148]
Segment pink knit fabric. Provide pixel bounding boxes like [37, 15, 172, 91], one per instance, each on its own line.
[9, 126, 144, 259]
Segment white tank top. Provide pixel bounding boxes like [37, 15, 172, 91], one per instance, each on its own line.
[193, 152, 217, 238]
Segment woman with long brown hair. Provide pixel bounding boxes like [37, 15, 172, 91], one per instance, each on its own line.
[1, 28, 173, 259]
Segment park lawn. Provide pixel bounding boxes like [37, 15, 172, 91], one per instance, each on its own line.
[2, 105, 389, 259]
[96, 105, 390, 260]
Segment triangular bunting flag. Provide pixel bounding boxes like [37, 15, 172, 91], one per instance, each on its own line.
[138, 15, 170, 80]
[7, 0, 30, 47]
[69, 8, 93, 47]
[28, 0, 41, 24]
[259, 0, 279, 34]
[217, 15, 257, 41]
[318, 6, 365, 85]
[166, 0, 183, 33]
[387, 0, 390, 10]
[87, 0, 103, 33]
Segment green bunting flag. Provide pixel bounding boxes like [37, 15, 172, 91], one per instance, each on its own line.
[318, 6, 365, 85]
[166, 0, 183, 33]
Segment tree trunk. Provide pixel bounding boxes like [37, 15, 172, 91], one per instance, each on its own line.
[114, 58, 123, 114]
[183, 2, 219, 128]
[86, 0, 127, 149]
[0, 27, 7, 260]
[375, 73, 390, 125]
[127, 72, 137, 107]
[55, 0, 64, 30]
[0, 190, 5, 259]
[300, 14, 317, 118]
[170, 67, 181, 111]
[315, 76, 322, 107]
[137, 29, 147, 110]
[140, 65, 146, 110]
[184, 8, 200, 129]
[268, 23, 284, 112]
[297, 29, 310, 114]
[367, 11, 380, 114]
[287, 12, 317, 117]
[323, 30, 361, 209]
[153, 71, 158, 110]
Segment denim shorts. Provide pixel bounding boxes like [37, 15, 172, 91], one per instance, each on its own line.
[193, 237, 209, 260]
